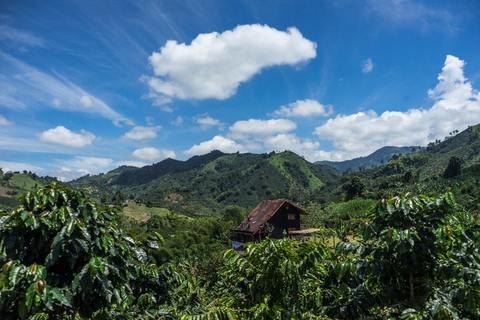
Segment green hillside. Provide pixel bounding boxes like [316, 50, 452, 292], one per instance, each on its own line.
[65, 150, 341, 214]
[0, 171, 58, 211]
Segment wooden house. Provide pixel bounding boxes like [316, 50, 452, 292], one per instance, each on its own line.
[230, 198, 314, 249]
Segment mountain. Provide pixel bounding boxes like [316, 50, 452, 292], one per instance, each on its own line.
[66, 150, 341, 214]
[316, 146, 418, 172]
[311, 123, 480, 205]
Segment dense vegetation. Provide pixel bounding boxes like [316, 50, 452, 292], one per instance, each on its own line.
[1, 184, 479, 319]
[1, 124, 480, 318]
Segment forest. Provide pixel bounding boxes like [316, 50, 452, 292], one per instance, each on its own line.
[1, 124, 480, 319]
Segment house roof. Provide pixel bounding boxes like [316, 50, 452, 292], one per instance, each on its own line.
[234, 198, 310, 234]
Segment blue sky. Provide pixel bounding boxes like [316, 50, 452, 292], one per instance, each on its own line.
[1, 0, 480, 181]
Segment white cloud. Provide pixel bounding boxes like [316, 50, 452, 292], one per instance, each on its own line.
[121, 125, 162, 140]
[271, 99, 333, 117]
[0, 161, 43, 174]
[0, 115, 14, 126]
[362, 58, 373, 73]
[38, 126, 96, 147]
[229, 118, 297, 139]
[171, 116, 183, 126]
[183, 135, 246, 156]
[160, 105, 173, 113]
[79, 95, 94, 108]
[314, 55, 480, 160]
[141, 91, 173, 107]
[146, 116, 154, 126]
[132, 147, 176, 162]
[49, 156, 114, 181]
[0, 53, 133, 126]
[144, 24, 316, 101]
[116, 160, 149, 168]
[195, 115, 223, 130]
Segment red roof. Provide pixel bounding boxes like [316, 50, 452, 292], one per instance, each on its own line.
[234, 199, 310, 234]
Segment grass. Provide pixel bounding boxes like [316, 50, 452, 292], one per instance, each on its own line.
[122, 202, 171, 222]
[324, 199, 376, 219]
[9, 174, 39, 191]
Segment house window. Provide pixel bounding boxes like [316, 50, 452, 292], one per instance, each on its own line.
[288, 227, 297, 234]
[287, 213, 296, 220]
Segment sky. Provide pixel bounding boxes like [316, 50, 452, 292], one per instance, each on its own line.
[1, 0, 480, 181]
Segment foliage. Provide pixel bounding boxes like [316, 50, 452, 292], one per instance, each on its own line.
[218, 236, 333, 319]
[342, 176, 367, 201]
[443, 156, 462, 178]
[0, 183, 164, 319]
[336, 192, 480, 318]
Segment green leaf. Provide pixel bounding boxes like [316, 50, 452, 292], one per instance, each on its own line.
[18, 300, 28, 319]
[134, 248, 148, 263]
[146, 239, 159, 249]
[65, 218, 75, 236]
[25, 283, 36, 311]
[10, 265, 22, 285]
[89, 257, 105, 277]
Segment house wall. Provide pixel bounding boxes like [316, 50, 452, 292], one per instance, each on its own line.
[267, 204, 301, 239]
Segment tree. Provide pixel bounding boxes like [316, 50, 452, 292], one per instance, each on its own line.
[343, 176, 366, 200]
[100, 193, 108, 205]
[2, 172, 13, 182]
[443, 156, 462, 178]
[0, 183, 164, 319]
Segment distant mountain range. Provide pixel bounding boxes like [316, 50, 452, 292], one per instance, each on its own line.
[3, 123, 480, 214]
[315, 146, 418, 172]
[66, 150, 341, 212]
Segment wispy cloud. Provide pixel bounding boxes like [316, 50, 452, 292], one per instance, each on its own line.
[0, 53, 134, 126]
[0, 115, 14, 126]
[0, 24, 45, 49]
[362, 58, 373, 73]
[366, 0, 458, 34]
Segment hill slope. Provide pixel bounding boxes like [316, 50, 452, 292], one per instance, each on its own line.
[66, 150, 341, 213]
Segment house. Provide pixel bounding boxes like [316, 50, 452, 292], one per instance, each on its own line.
[230, 198, 317, 250]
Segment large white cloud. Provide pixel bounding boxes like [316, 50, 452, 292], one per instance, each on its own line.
[229, 118, 297, 139]
[271, 99, 333, 118]
[314, 55, 480, 160]
[144, 24, 316, 101]
[38, 126, 96, 148]
[183, 135, 247, 156]
[132, 147, 176, 162]
[121, 125, 162, 140]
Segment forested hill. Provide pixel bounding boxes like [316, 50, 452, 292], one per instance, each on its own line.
[66, 150, 341, 213]
[315, 146, 417, 172]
